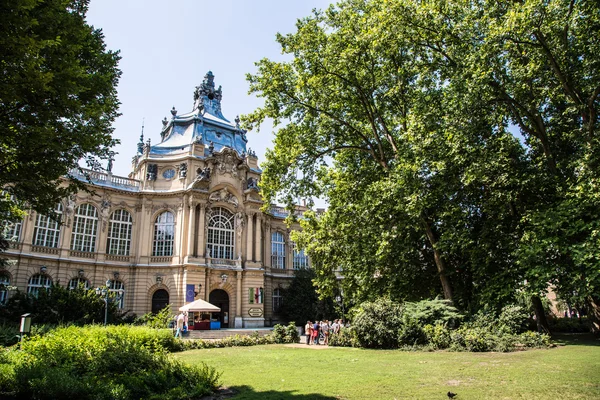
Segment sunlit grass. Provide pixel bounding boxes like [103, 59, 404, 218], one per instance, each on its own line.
[177, 338, 600, 399]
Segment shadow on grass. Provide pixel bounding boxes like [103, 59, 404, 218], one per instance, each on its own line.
[552, 333, 600, 347]
[212, 385, 338, 399]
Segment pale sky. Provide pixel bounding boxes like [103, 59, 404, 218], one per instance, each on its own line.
[86, 0, 331, 179]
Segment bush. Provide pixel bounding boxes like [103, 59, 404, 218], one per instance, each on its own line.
[352, 298, 404, 349]
[423, 324, 451, 350]
[285, 322, 300, 343]
[0, 325, 218, 400]
[0, 323, 20, 347]
[134, 305, 173, 329]
[497, 305, 530, 334]
[548, 317, 591, 333]
[398, 317, 427, 346]
[329, 327, 358, 347]
[403, 299, 463, 328]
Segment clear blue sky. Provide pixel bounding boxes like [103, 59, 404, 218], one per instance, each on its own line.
[86, 0, 331, 178]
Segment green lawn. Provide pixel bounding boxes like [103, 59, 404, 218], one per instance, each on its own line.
[176, 336, 600, 400]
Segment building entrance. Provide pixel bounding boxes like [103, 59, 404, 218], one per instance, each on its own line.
[209, 289, 230, 328]
[151, 289, 169, 314]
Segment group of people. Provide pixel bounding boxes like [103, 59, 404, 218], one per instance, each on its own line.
[304, 319, 344, 345]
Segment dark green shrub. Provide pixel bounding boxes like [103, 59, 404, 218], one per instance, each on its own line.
[285, 322, 300, 343]
[0, 325, 218, 400]
[0, 323, 19, 347]
[423, 324, 451, 349]
[398, 317, 427, 346]
[352, 298, 404, 349]
[134, 305, 173, 329]
[517, 331, 551, 348]
[403, 299, 463, 328]
[497, 305, 529, 334]
[271, 324, 287, 344]
[329, 327, 358, 347]
[548, 317, 591, 333]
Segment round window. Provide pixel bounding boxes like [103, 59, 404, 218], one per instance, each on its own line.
[162, 169, 176, 179]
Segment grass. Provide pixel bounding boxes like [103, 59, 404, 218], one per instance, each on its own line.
[176, 335, 600, 399]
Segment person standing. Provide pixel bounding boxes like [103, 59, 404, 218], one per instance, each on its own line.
[312, 320, 320, 345]
[322, 320, 330, 345]
[175, 312, 185, 338]
[304, 321, 312, 345]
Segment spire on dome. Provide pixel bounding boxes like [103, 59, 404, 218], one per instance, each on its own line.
[193, 71, 224, 117]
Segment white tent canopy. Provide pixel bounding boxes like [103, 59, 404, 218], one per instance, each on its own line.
[178, 299, 221, 313]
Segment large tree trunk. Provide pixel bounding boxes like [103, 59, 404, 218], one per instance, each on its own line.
[586, 296, 600, 336]
[531, 295, 551, 335]
[421, 217, 453, 302]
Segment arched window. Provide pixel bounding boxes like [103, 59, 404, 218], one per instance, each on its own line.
[271, 232, 286, 269]
[272, 288, 283, 313]
[71, 204, 98, 252]
[107, 279, 125, 309]
[153, 212, 174, 256]
[27, 274, 52, 297]
[0, 273, 10, 304]
[207, 207, 235, 259]
[68, 277, 90, 290]
[33, 203, 63, 248]
[1, 193, 22, 242]
[293, 244, 309, 269]
[107, 209, 132, 255]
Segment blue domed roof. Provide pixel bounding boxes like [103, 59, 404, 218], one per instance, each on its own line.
[148, 71, 248, 157]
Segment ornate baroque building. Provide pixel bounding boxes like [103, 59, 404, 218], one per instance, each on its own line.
[0, 72, 314, 328]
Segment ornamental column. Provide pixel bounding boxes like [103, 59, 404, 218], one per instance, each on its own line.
[255, 216, 263, 263]
[186, 198, 196, 257]
[245, 212, 254, 263]
[198, 204, 207, 257]
[235, 270, 243, 328]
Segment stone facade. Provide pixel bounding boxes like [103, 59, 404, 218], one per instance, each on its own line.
[0, 72, 314, 327]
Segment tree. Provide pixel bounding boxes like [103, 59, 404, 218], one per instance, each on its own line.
[246, 0, 600, 333]
[0, 0, 121, 224]
[279, 268, 337, 324]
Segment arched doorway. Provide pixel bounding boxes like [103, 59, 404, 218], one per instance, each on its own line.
[152, 289, 169, 314]
[209, 289, 230, 328]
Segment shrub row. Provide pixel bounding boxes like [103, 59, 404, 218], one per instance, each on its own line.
[330, 298, 551, 351]
[0, 325, 219, 400]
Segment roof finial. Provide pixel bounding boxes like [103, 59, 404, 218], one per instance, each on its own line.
[137, 118, 145, 154]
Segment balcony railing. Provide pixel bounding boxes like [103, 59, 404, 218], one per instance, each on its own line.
[69, 168, 140, 190]
[31, 245, 59, 255]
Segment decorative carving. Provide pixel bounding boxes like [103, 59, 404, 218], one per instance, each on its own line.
[193, 71, 223, 115]
[106, 151, 115, 173]
[178, 163, 187, 178]
[146, 164, 158, 181]
[215, 148, 242, 178]
[170, 106, 177, 116]
[246, 177, 259, 191]
[208, 188, 238, 208]
[65, 195, 76, 226]
[162, 117, 168, 127]
[100, 199, 111, 231]
[144, 138, 151, 156]
[208, 141, 214, 155]
[247, 148, 256, 157]
[196, 167, 210, 181]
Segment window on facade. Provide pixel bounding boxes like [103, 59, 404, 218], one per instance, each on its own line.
[271, 232, 286, 269]
[1, 193, 22, 242]
[33, 203, 63, 248]
[207, 207, 235, 259]
[71, 204, 98, 252]
[27, 274, 52, 298]
[108, 279, 125, 309]
[153, 211, 174, 256]
[68, 277, 90, 290]
[0, 273, 10, 304]
[272, 288, 283, 313]
[107, 209, 132, 256]
[293, 244, 309, 269]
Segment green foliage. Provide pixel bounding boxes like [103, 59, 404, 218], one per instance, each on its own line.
[548, 317, 592, 333]
[328, 327, 359, 348]
[467, 304, 531, 335]
[245, 0, 600, 330]
[0, 323, 20, 347]
[402, 299, 463, 328]
[279, 268, 338, 324]
[134, 305, 173, 329]
[423, 324, 452, 350]
[0, 325, 217, 400]
[352, 298, 404, 349]
[0, 0, 121, 226]
[0, 283, 124, 326]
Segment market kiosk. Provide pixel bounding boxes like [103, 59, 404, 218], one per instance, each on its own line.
[179, 299, 221, 330]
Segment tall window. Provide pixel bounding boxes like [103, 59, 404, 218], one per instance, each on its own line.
[272, 288, 283, 313]
[293, 245, 309, 269]
[27, 274, 52, 297]
[33, 203, 63, 248]
[271, 232, 286, 269]
[0, 273, 10, 304]
[68, 277, 90, 290]
[108, 279, 125, 309]
[71, 204, 98, 252]
[107, 210, 132, 255]
[153, 212, 174, 256]
[1, 193, 22, 242]
[207, 207, 235, 259]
